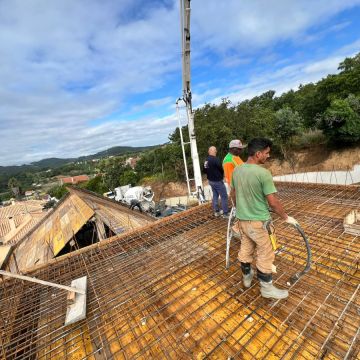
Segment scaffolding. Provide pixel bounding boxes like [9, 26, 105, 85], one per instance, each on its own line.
[0, 182, 359, 359]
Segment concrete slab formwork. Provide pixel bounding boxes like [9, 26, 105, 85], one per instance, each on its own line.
[0, 182, 359, 359]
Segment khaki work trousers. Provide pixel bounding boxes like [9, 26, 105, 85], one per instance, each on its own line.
[236, 220, 274, 274]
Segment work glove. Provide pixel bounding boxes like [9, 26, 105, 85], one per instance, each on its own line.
[285, 216, 299, 226]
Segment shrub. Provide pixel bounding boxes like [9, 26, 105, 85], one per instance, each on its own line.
[292, 129, 327, 149]
[318, 95, 360, 143]
[48, 185, 68, 199]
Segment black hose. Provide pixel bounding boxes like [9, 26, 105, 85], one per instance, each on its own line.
[289, 223, 312, 284]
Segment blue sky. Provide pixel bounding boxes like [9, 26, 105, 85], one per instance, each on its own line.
[0, 0, 360, 166]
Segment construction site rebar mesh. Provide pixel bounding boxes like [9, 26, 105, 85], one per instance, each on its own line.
[0, 182, 359, 359]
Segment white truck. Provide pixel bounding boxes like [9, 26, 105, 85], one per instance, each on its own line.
[105, 185, 155, 213]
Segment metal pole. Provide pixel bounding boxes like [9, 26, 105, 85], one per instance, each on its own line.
[180, 0, 204, 202]
[176, 101, 191, 197]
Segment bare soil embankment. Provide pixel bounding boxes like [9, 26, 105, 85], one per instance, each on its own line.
[140, 180, 189, 201]
[267, 145, 360, 176]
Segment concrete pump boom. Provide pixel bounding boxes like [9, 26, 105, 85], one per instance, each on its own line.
[179, 0, 204, 202]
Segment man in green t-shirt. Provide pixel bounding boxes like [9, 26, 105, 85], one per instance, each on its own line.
[230, 138, 298, 299]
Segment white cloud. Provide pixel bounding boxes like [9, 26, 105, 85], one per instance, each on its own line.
[220, 56, 251, 68]
[191, 0, 360, 54]
[198, 46, 359, 107]
[0, 0, 181, 164]
[131, 97, 174, 112]
[0, 0, 359, 165]
[303, 56, 344, 74]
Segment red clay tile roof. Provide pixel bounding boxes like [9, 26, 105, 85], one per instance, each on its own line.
[60, 175, 89, 184]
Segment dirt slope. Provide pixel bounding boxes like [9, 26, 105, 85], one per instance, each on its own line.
[140, 180, 189, 201]
[266, 145, 360, 176]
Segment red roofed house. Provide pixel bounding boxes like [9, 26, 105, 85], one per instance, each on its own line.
[59, 175, 90, 185]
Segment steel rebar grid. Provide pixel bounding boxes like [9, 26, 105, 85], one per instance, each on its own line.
[0, 182, 359, 359]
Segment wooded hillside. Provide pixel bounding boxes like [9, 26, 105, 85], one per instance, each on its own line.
[136, 53, 360, 180]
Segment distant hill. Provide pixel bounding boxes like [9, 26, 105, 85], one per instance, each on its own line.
[0, 145, 160, 175]
[77, 145, 159, 160]
[31, 157, 76, 168]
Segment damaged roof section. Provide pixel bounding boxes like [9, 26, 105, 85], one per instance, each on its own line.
[0, 200, 46, 245]
[3, 187, 155, 272]
[67, 187, 155, 235]
[0, 182, 359, 359]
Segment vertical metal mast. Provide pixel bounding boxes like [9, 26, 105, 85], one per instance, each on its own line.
[180, 0, 204, 202]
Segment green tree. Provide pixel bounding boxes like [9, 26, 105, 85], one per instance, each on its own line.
[82, 175, 108, 194]
[274, 107, 303, 159]
[119, 168, 139, 186]
[249, 90, 276, 109]
[48, 185, 68, 199]
[338, 53, 360, 73]
[135, 143, 185, 182]
[193, 100, 236, 161]
[104, 162, 125, 189]
[294, 83, 321, 128]
[275, 107, 303, 141]
[8, 177, 20, 197]
[0, 192, 12, 202]
[318, 95, 360, 143]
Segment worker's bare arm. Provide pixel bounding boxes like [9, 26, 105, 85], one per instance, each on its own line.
[266, 193, 287, 220]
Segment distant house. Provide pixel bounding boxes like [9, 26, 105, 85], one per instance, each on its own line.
[59, 175, 90, 185]
[24, 190, 35, 199]
[125, 157, 138, 169]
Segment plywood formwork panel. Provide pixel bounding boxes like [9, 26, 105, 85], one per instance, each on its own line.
[4, 189, 155, 273]
[0, 182, 359, 359]
[0, 245, 11, 268]
[6, 194, 95, 272]
[68, 187, 155, 230]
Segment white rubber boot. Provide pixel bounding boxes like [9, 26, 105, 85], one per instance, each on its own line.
[243, 268, 254, 288]
[260, 281, 288, 299]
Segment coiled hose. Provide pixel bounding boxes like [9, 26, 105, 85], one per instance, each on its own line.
[225, 212, 312, 285]
[225, 207, 236, 269]
[289, 223, 312, 284]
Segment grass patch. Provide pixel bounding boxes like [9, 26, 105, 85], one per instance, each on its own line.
[293, 129, 327, 149]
